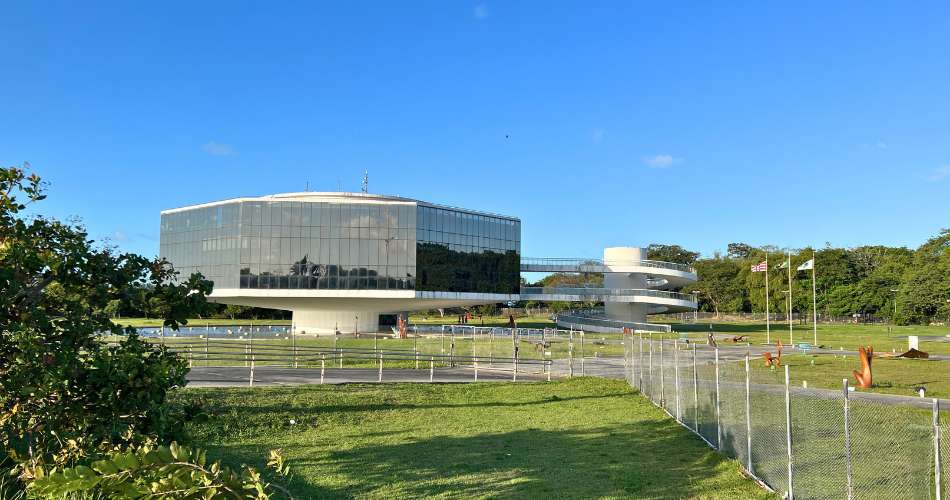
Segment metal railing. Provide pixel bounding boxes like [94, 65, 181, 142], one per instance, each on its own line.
[124, 337, 553, 386]
[556, 310, 671, 333]
[520, 287, 696, 302]
[624, 335, 948, 499]
[520, 257, 696, 274]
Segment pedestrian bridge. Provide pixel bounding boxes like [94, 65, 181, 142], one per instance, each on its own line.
[519, 287, 696, 312]
[520, 257, 697, 289]
[518, 250, 699, 333]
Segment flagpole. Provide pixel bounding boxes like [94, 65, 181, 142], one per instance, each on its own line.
[812, 251, 817, 346]
[765, 253, 770, 344]
[787, 250, 793, 346]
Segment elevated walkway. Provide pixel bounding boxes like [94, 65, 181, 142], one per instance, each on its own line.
[519, 248, 698, 333]
[520, 257, 697, 288]
[519, 287, 696, 313]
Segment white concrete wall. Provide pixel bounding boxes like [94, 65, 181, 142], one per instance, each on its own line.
[293, 309, 380, 335]
[603, 247, 649, 323]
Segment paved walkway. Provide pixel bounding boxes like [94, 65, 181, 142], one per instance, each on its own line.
[185, 344, 950, 409]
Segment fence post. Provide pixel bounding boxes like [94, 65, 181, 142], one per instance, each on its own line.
[547, 360, 551, 382]
[474, 358, 478, 382]
[378, 353, 383, 382]
[205, 335, 209, 367]
[745, 354, 752, 473]
[321, 354, 325, 384]
[629, 334, 635, 386]
[715, 347, 721, 450]
[638, 334, 644, 392]
[430, 356, 434, 382]
[934, 398, 942, 500]
[692, 344, 699, 432]
[513, 355, 518, 381]
[648, 335, 654, 400]
[624, 334, 630, 382]
[292, 327, 297, 369]
[843, 378, 853, 500]
[569, 330, 575, 377]
[415, 350, 419, 370]
[338, 347, 343, 369]
[248, 353, 254, 388]
[785, 364, 794, 500]
[660, 338, 666, 408]
[674, 339, 681, 421]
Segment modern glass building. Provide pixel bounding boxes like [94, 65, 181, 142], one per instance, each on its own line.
[160, 192, 520, 333]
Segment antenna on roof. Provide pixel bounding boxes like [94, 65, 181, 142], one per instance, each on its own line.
[305, 181, 310, 192]
[361, 170, 369, 194]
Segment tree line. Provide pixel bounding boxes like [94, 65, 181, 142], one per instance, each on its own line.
[682, 234, 950, 325]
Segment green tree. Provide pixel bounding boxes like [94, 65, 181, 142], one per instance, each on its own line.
[0, 165, 213, 482]
[690, 256, 744, 317]
[646, 244, 699, 265]
[899, 229, 950, 324]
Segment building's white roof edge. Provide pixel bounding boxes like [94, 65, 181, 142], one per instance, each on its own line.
[161, 191, 520, 221]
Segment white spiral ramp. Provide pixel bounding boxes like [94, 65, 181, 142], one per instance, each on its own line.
[519, 247, 698, 333]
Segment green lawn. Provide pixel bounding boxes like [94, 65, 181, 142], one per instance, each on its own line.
[675, 321, 950, 355]
[176, 378, 772, 499]
[746, 353, 950, 398]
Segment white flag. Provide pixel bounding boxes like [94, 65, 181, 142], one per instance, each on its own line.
[797, 259, 814, 271]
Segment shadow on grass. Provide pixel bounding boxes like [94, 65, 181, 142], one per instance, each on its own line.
[214, 421, 753, 499]
[673, 323, 771, 334]
[203, 390, 629, 417]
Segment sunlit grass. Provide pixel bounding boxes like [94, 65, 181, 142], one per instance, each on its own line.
[176, 378, 773, 499]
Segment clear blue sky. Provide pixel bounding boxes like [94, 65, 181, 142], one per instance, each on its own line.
[3, 2, 949, 259]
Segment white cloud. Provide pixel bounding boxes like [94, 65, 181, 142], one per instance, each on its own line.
[926, 165, 950, 182]
[203, 141, 236, 156]
[473, 3, 488, 20]
[642, 154, 682, 168]
[591, 128, 606, 144]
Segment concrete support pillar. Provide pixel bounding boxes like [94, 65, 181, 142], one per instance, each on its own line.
[604, 247, 649, 324]
[292, 309, 379, 334]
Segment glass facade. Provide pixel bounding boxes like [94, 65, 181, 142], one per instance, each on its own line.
[159, 196, 520, 295]
[415, 204, 520, 294]
[159, 203, 242, 289]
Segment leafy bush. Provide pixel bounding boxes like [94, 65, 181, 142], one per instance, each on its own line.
[0, 165, 212, 481]
[29, 442, 293, 499]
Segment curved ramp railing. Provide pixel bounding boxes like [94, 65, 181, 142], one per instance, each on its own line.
[520, 257, 695, 274]
[520, 287, 696, 303]
[556, 309, 671, 333]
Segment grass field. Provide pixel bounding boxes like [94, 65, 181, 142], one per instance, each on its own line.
[176, 378, 772, 499]
[120, 316, 950, 398]
[675, 321, 950, 355]
[746, 353, 950, 398]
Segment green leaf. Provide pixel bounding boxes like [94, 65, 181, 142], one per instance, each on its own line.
[92, 459, 120, 475]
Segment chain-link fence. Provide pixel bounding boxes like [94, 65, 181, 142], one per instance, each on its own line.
[626, 335, 948, 499]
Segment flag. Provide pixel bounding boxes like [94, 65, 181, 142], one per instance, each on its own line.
[797, 259, 814, 271]
[751, 261, 767, 272]
[776, 259, 788, 270]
